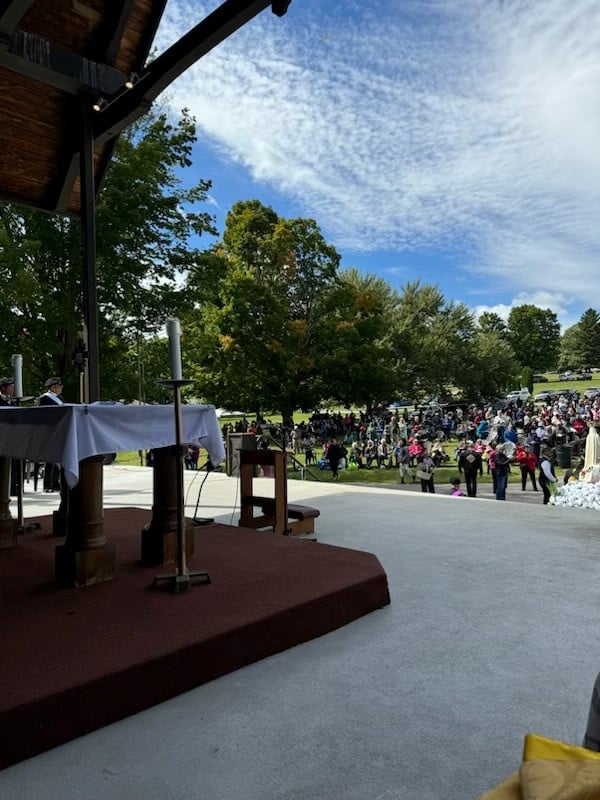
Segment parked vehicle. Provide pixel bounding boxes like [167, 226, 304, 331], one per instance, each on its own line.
[505, 388, 531, 402]
[533, 374, 548, 382]
[584, 387, 600, 399]
[534, 390, 555, 402]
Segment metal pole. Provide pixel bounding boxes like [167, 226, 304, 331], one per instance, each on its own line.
[153, 378, 210, 593]
[173, 382, 186, 579]
[80, 97, 100, 402]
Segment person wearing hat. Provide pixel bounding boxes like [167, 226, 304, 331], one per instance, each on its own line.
[0, 376, 15, 406]
[39, 377, 64, 492]
[39, 377, 64, 406]
[538, 447, 558, 505]
[494, 442, 511, 501]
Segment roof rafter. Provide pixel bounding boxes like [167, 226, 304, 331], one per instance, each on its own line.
[0, 0, 34, 41]
[0, 28, 129, 94]
[92, 0, 279, 146]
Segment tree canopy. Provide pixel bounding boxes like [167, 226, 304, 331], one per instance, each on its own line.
[559, 309, 600, 370]
[507, 305, 560, 373]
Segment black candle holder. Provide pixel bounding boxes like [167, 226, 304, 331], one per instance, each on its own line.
[152, 379, 210, 593]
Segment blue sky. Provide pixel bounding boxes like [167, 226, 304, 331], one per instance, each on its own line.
[154, 0, 600, 330]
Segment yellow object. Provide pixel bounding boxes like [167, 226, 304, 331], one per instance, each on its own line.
[522, 732, 600, 762]
[478, 733, 600, 799]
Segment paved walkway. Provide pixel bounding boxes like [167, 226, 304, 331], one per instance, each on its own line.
[2, 466, 599, 800]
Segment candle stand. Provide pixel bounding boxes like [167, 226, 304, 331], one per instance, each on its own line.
[152, 378, 210, 593]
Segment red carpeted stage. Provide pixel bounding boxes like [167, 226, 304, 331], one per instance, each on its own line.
[0, 508, 390, 770]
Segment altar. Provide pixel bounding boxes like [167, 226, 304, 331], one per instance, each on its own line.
[0, 404, 225, 586]
[0, 403, 225, 485]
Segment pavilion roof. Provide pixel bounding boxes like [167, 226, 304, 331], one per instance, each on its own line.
[0, 0, 289, 215]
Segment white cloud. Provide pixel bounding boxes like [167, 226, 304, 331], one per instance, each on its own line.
[153, 0, 600, 309]
[473, 291, 575, 330]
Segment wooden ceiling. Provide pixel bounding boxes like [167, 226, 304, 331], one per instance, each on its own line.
[0, 0, 291, 216]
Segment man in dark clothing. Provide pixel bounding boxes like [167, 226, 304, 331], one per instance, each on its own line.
[39, 377, 64, 492]
[494, 443, 511, 500]
[326, 438, 346, 481]
[457, 445, 483, 497]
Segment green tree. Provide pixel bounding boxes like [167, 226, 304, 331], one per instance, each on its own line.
[507, 305, 560, 372]
[459, 331, 520, 402]
[559, 324, 580, 371]
[572, 309, 600, 369]
[478, 311, 508, 338]
[0, 108, 216, 399]
[183, 201, 340, 421]
[392, 281, 476, 402]
[315, 268, 398, 410]
[520, 366, 534, 393]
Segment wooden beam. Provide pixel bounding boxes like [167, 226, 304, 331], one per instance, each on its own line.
[0, 0, 34, 45]
[0, 29, 128, 94]
[92, 0, 280, 146]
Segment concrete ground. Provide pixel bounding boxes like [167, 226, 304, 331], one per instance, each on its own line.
[2, 465, 600, 800]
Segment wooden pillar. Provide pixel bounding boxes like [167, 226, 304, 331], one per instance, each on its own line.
[0, 456, 17, 549]
[140, 446, 194, 565]
[55, 455, 116, 587]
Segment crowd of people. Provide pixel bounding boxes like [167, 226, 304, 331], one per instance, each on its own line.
[222, 388, 599, 504]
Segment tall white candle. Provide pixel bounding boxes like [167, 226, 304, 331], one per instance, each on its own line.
[166, 318, 183, 381]
[11, 353, 23, 398]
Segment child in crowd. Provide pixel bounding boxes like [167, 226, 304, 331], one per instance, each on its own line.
[449, 477, 465, 497]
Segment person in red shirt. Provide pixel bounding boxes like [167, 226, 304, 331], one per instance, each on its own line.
[515, 443, 538, 491]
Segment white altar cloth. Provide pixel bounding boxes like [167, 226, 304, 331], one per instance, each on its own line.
[0, 404, 225, 488]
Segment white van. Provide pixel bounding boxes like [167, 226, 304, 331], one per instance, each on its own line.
[505, 388, 531, 402]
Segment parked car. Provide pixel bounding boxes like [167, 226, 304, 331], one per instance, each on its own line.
[559, 372, 573, 381]
[505, 388, 531, 403]
[534, 390, 555, 403]
[576, 372, 593, 381]
[533, 375, 548, 382]
[584, 387, 600, 399]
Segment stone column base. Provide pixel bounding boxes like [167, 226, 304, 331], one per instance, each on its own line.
[55, 542, 116, 588]
[140, 522, 195, 566]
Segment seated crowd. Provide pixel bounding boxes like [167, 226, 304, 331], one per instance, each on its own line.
[221, 389, 598, 490]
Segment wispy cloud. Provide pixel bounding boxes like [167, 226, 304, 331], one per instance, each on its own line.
[154, 0, 600, 308]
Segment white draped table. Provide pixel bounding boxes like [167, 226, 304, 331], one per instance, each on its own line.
[0, 403, 225, 487]
[0, 403, 226, 586]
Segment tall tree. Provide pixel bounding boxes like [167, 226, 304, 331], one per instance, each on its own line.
[507, 305, 560, 372]
[183, 201, 340, 421]
[459, 331, 520, 402]
[559, 324, 581, 371]
[315, 268, 398, 410]
[392, 281, 476, 402]
[573, 309, 600, 368]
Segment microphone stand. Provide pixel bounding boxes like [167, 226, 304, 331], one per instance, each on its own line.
[152, 378, 210, 593]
